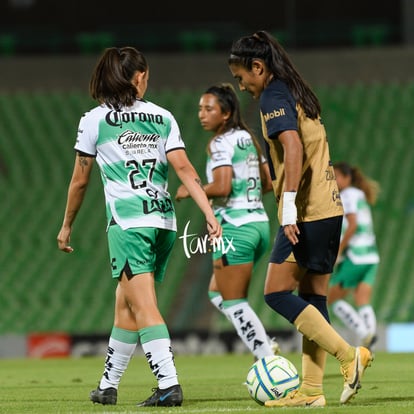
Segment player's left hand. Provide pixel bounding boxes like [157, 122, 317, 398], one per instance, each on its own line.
[284, 224, 300, 245]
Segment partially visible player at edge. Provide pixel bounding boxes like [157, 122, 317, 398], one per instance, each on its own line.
[176, 82, 280, 359]
[328, 161, 380, 350]
[57, 46, 221, 408]
[228, 30, 373, 407]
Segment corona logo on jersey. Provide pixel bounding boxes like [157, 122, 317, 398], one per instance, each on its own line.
[178, 220, 235, 259]
[263, 107, 286, 121]
[236, 136, 254, 150]
[105, 110, 164, 127]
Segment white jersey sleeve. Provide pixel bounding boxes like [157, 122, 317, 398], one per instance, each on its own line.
[208, 136, 234, 169]
[165, 115, 185, 153]
[75, 108, 101, 155]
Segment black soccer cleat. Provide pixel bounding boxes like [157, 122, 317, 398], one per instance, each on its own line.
[137, 384, 183, 407]
[90, 386, 117, 405]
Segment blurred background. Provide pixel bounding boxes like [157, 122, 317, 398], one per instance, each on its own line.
[1, 0, 413, 357]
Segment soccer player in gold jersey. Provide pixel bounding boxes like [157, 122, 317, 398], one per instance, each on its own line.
[228, 30, 373, 407]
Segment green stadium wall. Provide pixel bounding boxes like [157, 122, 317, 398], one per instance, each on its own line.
[0, 48, 413, 339]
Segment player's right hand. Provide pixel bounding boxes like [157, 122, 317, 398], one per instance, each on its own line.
[57, 227, 74, 253]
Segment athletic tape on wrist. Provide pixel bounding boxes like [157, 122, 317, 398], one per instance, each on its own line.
[282, 191, 297, 225]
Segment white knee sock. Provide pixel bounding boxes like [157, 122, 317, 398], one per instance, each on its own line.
[222, 299, 274, 359]
[331, 299, 367, 341]
[141, 338, 178, 389]
[209, 291, 233, 322]
[358, 304, 377, 337]
[208, 291, 224, 312]
[99, 336, 137, 389]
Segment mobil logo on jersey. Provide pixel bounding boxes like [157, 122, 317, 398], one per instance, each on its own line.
[263, 107, 286, 121]
[179, 220, 235, 259]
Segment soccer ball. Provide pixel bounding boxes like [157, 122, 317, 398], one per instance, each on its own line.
[245, 355, 300, 405]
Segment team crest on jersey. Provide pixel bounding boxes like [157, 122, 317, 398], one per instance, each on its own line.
[332, 189, 342, 205]
[325, 167, 335, 181]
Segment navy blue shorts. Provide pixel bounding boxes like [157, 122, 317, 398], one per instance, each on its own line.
[269, 216, 342, 274]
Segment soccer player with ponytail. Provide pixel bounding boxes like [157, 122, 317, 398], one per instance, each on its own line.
[228, 31, 373, 407]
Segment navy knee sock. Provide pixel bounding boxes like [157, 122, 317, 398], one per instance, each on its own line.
[264, 291, 308, 323]
[299, 293, 330, 323]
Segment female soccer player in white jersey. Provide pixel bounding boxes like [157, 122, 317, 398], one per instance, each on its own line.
[328, 162, 380, 350]
[57, 46, 221, 407]
[176, 83, 280, 359]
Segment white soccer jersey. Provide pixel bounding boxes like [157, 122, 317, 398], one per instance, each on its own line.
[75, 99, 185, 231]
[340, 186, 379, 264]
[206, 128, 268, 226]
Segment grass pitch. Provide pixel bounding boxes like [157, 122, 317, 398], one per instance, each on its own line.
[0, 352, 413, 413]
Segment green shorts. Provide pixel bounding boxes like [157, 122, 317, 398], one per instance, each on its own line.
[329, 256, 378, 289]
[107, 224, 176, 282]
[213, 220, 270, 266]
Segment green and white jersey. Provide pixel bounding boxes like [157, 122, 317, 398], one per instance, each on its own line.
[74, 99, 185, 231]
[340, 186, 379, 264]
[206, 128, 268, 227]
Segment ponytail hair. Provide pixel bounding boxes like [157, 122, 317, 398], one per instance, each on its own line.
[89, 46, 148, 110]
[334, 161, 380, 205]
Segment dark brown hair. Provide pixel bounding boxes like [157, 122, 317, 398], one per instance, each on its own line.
[334, 161, 380, 205]
[228, 30, 321, 119]
[89, 46, 148, 110]
[203, 82, 267, 180]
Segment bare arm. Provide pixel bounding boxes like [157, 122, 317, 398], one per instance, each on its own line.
[337, 212, 357, 261]
[260, 161, 273, 194]
[57, 153, 94, 252]
[278, 130, 303, 244]
[279, 130, 303, 192]
[168, 149, 222, 240]
[203, 166, 232, 197]
[176, 165, 232, 200]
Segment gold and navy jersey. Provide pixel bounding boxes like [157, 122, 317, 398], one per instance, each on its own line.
[259, 79, 343, 223]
